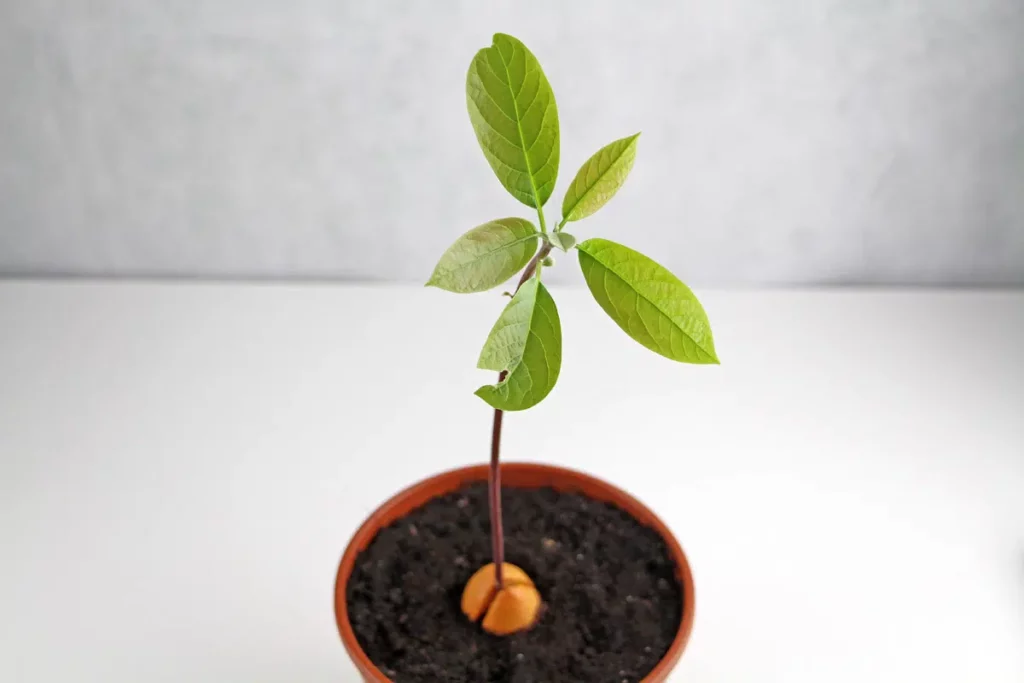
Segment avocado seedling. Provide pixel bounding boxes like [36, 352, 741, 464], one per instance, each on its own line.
[427, 33, 718, 636]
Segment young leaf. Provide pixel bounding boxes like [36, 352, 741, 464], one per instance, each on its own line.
[561, 133, 640, 223]
[427, 218, 540, 293]
[577, 238, 718, 364]
[466, 34, 559, 209]
[475, 277, 562, 411]
[547, 231, 576, 252]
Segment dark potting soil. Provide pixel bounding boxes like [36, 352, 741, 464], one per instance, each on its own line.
[347, 483, 683, 682]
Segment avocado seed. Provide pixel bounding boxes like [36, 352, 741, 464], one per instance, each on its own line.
[460, 562, 541, 635]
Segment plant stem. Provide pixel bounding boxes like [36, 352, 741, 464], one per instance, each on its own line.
[518, 241, 552, 286]
[488, 398, 505, 587]
[488, 239, 554, 590]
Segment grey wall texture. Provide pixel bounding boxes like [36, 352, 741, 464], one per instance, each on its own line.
[1, 0, 1022, 285]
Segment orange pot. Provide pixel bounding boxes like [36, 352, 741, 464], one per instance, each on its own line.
[333, 462, 695, 682]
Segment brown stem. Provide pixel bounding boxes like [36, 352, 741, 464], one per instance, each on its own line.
[489, 397, 505, 588]
[518, 242, 553, 287]
[488, 241, 554, 590]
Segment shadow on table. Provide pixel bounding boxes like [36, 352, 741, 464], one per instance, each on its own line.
[217, 668, 362, 683]
[199, 656, 362, 683]
[1013, 546, 1024, 627]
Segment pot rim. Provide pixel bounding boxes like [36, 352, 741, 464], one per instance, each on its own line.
[334, 462, 695, 682]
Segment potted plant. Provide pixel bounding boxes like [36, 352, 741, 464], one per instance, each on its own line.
[335, 33, 717, 682]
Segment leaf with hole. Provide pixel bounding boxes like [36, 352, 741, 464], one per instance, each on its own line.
[577, 238, 717, 364]
[475, 277, 562, 411]
[426, 218, 540, 293]
[561, 133, 640, 223]
[466, 34, 559, 208]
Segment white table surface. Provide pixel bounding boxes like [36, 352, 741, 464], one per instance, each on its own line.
[1, 281, 1022, 682]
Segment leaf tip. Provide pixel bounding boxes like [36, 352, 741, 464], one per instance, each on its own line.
[474, 385, 500, 409]
[699, 346, 720, 365]
[490, 32, 519, 52]
[424, 274, 447, 291]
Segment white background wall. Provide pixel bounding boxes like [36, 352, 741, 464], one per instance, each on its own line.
[1, 0, 1021, 285]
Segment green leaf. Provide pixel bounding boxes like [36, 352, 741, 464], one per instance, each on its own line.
[561, 133, 640, 223]
[466, 33, 559, 209]
[426, 218, 540, 293]
[475, 277, 562, 411]
[547, 231, 576, 252]
[577, 238, 718, 364]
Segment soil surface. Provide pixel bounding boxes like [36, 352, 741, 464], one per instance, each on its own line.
[347, 483, 683, 682]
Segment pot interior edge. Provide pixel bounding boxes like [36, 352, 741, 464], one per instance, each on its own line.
[343, 462, 683, 583]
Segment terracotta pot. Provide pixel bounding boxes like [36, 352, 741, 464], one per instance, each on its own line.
[334, 462, 696, 682]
